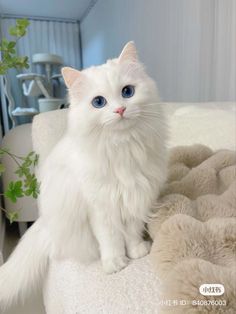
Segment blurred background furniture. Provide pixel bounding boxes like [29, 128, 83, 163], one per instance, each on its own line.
[17, 53, 66, 114]
[0, 75, 38, 129]
[0, 17, 78, 133]
[0, 53, 66, 133]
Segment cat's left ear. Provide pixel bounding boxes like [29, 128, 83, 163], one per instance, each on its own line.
[118, 41, 138, 63]
[61, 67, 81, 88]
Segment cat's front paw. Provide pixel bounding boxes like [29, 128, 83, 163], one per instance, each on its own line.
[127, 241, 151, 259]
[102, 256, 129, 274]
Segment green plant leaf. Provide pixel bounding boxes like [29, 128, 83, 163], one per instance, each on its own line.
[8, 27, 18, 36]
[1, 147, 40, 220]
[1, 19, 29, 73]
[4, 180, 24, 203]
[27, 151, 35, 157]
[0, 38, 9, 50]
[0, 148, 9, 155]
[33, 154, 39, 166]
[8, 41, 16, 49]
[0, 64, 8, 75]
[16, 19, 30, 28]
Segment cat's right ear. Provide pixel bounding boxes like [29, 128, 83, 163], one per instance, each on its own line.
[61, 67, 81, 88]
[118, 41, 138, 64]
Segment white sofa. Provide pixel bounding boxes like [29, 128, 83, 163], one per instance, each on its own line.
[31, 102, 235, 313]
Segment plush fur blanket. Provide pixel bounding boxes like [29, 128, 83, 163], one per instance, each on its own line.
[149, 144, 236, 314]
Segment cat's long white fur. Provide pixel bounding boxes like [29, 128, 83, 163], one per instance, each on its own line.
[0, 42, 167, 310]
[0, 219, 50, 311]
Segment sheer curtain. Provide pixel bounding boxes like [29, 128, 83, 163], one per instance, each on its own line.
[1, 17, 81, 70]
[0, 17, 81, 132]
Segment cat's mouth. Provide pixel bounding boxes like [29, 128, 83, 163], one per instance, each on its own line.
[102, 108, 140, 130]
[108, 113, 139, 130]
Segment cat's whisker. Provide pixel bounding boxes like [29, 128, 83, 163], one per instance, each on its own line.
[142, 102, 164, 106]
[102, 112, 143, 126]
[141, 115, 162, 121]
[141, 106, 163, 111]
[140, 107, 162, 111]
[102, 117, 125, 126]
[103, 119, 116, 126]
[129, 105, 161, 115]
[141, 111, 161, 117]
[128, 110, 161, 118]
[139, 113, 163, 121]
[142, 118, 167, 131]
[138, 118, 162, 139]
[138, 110, 165, 118]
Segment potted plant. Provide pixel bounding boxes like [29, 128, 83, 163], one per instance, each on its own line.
[0, 19, 39, 223]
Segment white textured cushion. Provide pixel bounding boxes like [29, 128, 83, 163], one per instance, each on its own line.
[44, 257, 160, 314]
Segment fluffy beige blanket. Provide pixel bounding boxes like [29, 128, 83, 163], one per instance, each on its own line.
[149, 144, 236, 314]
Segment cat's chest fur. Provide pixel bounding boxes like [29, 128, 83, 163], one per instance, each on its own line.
[73, 134, 162, 218]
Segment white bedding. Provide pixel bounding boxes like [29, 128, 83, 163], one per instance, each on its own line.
[165, 102, 236, 150]
[32, 102, 236, 314]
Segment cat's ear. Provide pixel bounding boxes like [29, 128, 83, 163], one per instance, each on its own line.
[118, 41, 138, 63]
[61, 67, 81, 88]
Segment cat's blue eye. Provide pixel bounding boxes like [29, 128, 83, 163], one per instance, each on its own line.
[122, 85, 135, 98]
[92, 96, 107, 108]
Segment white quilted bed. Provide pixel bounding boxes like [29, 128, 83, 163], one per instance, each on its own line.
[32, 102, 236, 314]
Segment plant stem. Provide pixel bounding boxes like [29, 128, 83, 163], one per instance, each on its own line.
[0, 149, 24, 160]
[0, 205, 7, 214]
[0, 149, 22, 167]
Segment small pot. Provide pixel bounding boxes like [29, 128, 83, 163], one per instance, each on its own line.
[38, 98, 65, 113]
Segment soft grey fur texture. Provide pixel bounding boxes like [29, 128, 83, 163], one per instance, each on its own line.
[149, 144, 236, 314]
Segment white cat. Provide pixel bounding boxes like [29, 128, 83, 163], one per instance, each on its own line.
[0, 42, 167, 310]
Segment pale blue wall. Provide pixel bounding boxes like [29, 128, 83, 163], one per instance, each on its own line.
[80, 0, 236, 102]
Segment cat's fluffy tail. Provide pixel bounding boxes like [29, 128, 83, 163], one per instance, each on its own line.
[0, 218, 50, 311]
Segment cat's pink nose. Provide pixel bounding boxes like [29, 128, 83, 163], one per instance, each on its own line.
[114, 106, 126, 117]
